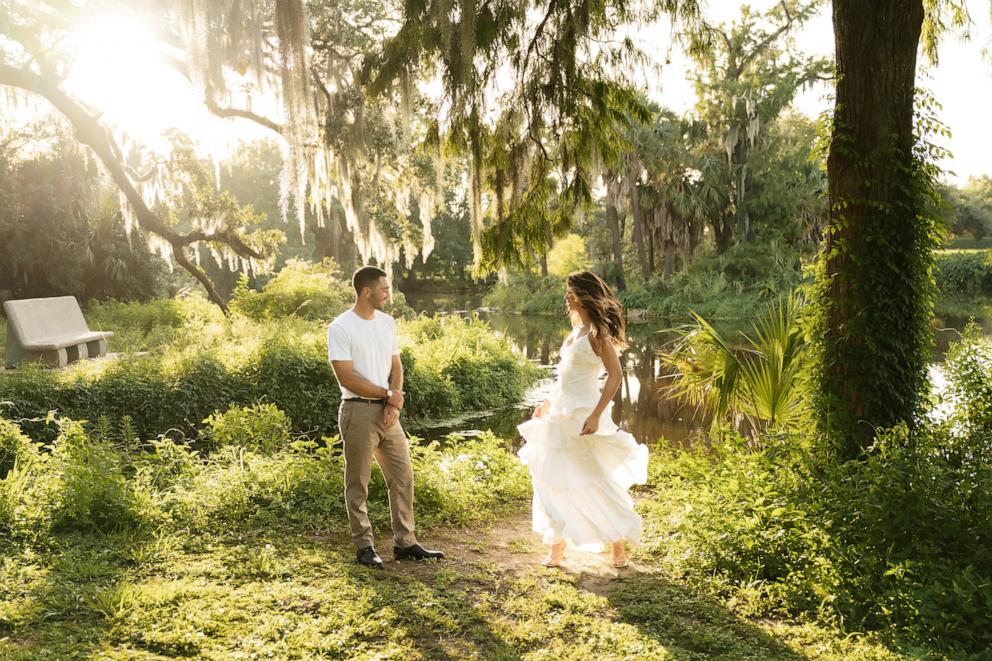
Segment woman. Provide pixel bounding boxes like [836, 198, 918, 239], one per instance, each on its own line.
[517, 271, 648, 568]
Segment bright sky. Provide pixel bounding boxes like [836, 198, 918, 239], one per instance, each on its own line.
[51, 1, 992, 186]
[639, 0, 992, 186]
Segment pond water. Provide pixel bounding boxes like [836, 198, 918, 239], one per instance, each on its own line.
[404, 290, 992, 446]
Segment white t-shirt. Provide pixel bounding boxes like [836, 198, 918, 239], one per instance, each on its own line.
[327, 309, 400, 399]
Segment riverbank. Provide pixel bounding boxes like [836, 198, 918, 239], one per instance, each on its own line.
[481, 249, 992, 325]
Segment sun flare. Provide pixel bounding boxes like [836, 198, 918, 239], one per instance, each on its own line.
[62, 11, 271, 158]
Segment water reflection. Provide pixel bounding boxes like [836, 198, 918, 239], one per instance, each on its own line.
[410, 303, 992, 446]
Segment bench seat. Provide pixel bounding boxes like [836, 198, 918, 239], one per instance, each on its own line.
[18, 330, 114, 351]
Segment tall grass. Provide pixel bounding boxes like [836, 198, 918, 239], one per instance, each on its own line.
[0, 411, 529, 542]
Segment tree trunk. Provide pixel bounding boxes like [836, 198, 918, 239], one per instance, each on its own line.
[312, 209, 344, 264]
[605, 175, 627, 290]
[647, 214, 656, 275]
[627, 165, 650, 281]
[539, 252, 548, 277]
[711, 215, 733, 254]
[820, 0, 929, 457]
[662, 240, 677, 281]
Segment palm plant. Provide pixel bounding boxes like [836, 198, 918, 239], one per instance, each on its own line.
[659, 290, 807, 435]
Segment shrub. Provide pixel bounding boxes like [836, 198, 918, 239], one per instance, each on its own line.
[410, 432, 530, 527]
[618, 244, 808, 320]
[230, 259, 354, 321]
[45, 419, 144, 534]
[200, 404, 292, 453]
[85, 294, 223, 355]
[160, 430, 528, 533]
[242, 332, 340, 435]
[0, 311, 538, 443]
[934, 250, 992, 296]
[660, 291, 808, 433]
[642, 330, 992, 653]
[0, 417, 38, 478]
[400, 315, 542, 416]
[0, 418, 39, 533]
[481, 274, 565, 315]
[643, 421, 992, 653]
[1, 413, 529, 538]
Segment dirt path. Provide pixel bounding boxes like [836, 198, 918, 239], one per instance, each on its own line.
[374, 505, 643, 597]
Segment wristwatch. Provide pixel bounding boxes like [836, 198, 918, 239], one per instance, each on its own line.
[386, 389, 394, 399]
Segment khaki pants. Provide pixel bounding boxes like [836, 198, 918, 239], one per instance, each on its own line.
[339, 400, 417, 549]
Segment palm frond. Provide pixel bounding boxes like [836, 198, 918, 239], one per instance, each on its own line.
[660, 290, 808, 435]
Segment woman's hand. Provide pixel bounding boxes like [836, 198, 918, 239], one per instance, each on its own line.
[580, 414, 599, 435]
[532, 399, 550, 419]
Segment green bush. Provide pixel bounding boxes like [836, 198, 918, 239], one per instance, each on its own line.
[643, 421, 992, 653]
[229, 258, 415, 321]
[642, 323, 992, 655]
[0, 414, 528, 540]
[934, 250, 992, 296]
[410, 432, 530, 527]
[42, 419, 145, 534]
[0, 418, 38, 533]
[0, 417, 37, 478]
[481, 274, 565, 315]
[486, 243, 809, 320]
[230, 259, 354, 321]
[86, 294, 223, 355]
[400, 316, 542, 415]
[200, 403, 292, 453]
[0, 310, 538, 443]
[618, 245, 808, 320]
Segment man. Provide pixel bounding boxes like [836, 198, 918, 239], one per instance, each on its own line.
[327, 265, 444, 569]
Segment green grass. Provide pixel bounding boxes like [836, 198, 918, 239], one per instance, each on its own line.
[0, 410, 942, 659]
[0, 511, 912, 660]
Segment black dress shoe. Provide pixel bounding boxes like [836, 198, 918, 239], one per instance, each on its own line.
[394, 543, 445, 561]
[356, 546, 384, 569]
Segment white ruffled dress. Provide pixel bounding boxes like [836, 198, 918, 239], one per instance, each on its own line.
[517, 327, 648, 550]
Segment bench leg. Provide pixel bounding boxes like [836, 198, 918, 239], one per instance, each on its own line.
[5, 328, 23, 369]
[66, 343, 88, 364]
[39, 348, 68, 368]
[86, 338, 108, 358]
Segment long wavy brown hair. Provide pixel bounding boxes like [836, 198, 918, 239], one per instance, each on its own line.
[566, 271, 627, 350]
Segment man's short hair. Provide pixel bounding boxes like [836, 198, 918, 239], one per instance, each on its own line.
[352, 265, 388, 295]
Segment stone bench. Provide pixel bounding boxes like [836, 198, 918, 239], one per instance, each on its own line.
[3, 296, 113, 368]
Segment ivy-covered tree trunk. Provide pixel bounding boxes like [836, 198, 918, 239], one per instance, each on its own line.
[818, 0, 933, 457]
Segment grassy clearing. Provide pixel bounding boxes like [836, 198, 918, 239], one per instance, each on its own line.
[0, 409, 933, 659]
[1, 505, 913, 660]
